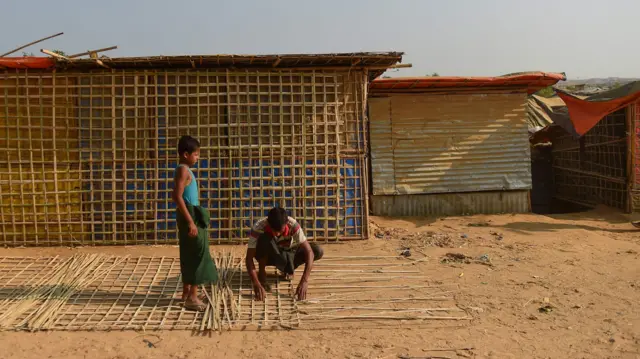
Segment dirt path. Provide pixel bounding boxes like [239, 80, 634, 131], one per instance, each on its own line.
[0, 209, 639, 358]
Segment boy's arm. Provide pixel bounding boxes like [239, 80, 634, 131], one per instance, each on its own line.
[172, 166, 197, 237]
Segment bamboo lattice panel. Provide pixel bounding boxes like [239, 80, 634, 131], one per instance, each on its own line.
[296, 255, 469, 329]
[0, 69, 369, 246]
[0, 254, 468, 332]
[552, 108, 628, 209]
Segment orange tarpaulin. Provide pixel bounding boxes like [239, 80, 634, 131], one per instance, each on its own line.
[557, 83, 640, 136]
[0, 57, 54, 69]
[371, 72, 566, 94]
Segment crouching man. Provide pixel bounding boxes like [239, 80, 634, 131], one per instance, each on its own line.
[245, 207, 323, 301]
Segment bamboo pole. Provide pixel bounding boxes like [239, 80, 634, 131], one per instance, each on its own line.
[303, 314, 470, 321]
[626, 103, 635, 213]
[41, 49, 70, 61]
[50, 72, 63, 244]
[0, 32, 64, 57]
[24, 70, 40, 245]
[68, 46, 118, 59]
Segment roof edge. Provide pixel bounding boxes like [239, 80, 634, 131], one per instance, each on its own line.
[55, 52, 404, 71]
[370, 72, 566, 94]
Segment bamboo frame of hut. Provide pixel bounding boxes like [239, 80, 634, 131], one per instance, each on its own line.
[550, 107, 629, 210]
[0, 68, 370, 246]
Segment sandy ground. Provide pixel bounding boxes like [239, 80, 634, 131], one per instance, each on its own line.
[0, 207, 639, 359]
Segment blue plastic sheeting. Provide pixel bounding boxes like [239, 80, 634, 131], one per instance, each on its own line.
[85, 157, 363, 241]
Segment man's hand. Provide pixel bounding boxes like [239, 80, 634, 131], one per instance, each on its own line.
[188, 221, 198, 237]
[254, 284, 267, 301]
[295, 279, 308, 301]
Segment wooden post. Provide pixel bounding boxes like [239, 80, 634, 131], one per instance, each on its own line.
[627, 103, 637, 213]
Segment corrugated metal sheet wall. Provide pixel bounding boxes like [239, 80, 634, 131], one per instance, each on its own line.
[370, 93, 531, 195]
[371, 190, 530, 217]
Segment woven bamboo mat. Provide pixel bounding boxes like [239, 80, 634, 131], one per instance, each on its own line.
[0, 254, 469, 332]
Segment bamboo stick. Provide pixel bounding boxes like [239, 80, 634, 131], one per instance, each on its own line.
[299, 296, 452, 304]
[1, 256, 74, 328]
[68, 46, 118, 59]
[151, 71, 159, 245]
[303, 314, 471, 321]
[50, 72, 63, 245]
[300, 306, 462, 312]
[41, 49, 70, 61]
[108, 257, 143, 327]
[66, 256, 117, 330]
[24, 71, 40, 245]
[134, 256, 164, 330]
[312, 70, 318, 237]
[0, 257, 60, 322]
[200, 285, 211, 332]
[0, 32, 64, 57]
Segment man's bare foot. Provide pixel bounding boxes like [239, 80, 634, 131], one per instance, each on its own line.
[279, 271, 294, 281]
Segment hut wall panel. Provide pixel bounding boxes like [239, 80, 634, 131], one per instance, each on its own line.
[0, 73, 84, 245]
[371, 190, 529, 217]
[0, 69, 368, 246]
[369, 93, 530, 195]
[369, 97, 395, 194]
[552, 107, 628, 210]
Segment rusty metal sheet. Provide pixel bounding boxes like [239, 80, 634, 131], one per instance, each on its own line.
[370, 93, 531, 195]
[371, 191, 530, 217]
[369, 97, 396, 193]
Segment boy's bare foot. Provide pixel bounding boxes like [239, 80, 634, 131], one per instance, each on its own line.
[181, 285, 190, 301]
[179, 294, 207, 302]
[181, 286, 207, 302]
[184, 296, 207, 312]
[184, 301, 207, 312]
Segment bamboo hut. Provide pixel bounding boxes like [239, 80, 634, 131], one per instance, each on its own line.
[0, 52, 403, 246]
[530, 82, 640, 212]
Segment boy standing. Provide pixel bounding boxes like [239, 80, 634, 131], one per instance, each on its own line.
[245, 207, 323, 301]
[172, 135, 218, 311]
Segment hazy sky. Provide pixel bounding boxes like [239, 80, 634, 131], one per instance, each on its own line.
[2, 0, 638, 79]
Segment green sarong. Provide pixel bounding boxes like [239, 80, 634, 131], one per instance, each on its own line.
[177, 204, 218, 285]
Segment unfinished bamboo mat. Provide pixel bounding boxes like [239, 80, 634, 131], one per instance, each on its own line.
[0, 254, 469, 332]
[0, 69, 369, 246]
[295, 255, 470, 329]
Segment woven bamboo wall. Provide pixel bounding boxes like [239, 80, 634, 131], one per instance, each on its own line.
[0, 69, 369, 246]
[551, 107, 628, 210]
[630, 102, 640, 211]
